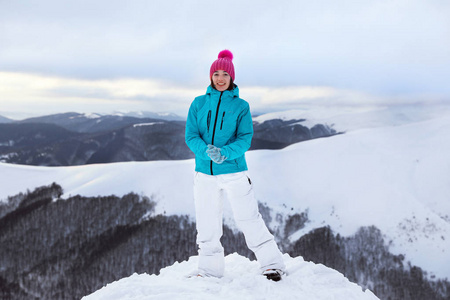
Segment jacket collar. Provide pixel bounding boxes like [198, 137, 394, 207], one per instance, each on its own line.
[206, 85, 239, 98]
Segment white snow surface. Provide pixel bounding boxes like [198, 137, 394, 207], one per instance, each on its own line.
[112, 110, 183, 120]
[253, 104, 450, 132]
[133, 122, 164, 127]
[81, 253, 379, 300]
[1, 104, 450, 281]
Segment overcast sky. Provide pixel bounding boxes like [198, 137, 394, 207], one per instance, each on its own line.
[1, 0, 449, 119]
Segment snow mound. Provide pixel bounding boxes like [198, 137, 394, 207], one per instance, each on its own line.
[82, 253, 378, 300]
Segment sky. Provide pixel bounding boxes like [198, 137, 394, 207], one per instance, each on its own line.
[1, 0, 450, 119]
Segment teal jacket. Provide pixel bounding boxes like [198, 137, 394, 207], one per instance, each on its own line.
[185, 85, 253, 175]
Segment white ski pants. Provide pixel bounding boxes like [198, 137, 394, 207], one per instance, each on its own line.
[194, 171, 285, 277]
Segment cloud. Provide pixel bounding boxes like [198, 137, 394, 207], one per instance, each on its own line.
[1, 0, 450, 91]
[1, 0, 450, 118]
[242, 85, 449, 115]
[1, 71, 446, 120]
[0, 72, 204, 116]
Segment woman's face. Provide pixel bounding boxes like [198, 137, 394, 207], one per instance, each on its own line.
[211, 70, 231, 92]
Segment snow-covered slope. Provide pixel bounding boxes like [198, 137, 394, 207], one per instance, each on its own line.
[0, 114, 13, 123]
[253, 104, 450, 132]
[1, 106, 449, 281]
[112, 110, 183, 121]
[81, 253, 378, 300]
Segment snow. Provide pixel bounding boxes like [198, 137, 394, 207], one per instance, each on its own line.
[112, 110, 183, 120]
[81, 253, 378, 300]
[1, 104, 450, 280]
[84, 113, 102, 119]
[133, 122, 164, 127]
[253, 104, 450, 132]
[0, 160, 197, 217]
[249, 116, 450, 279]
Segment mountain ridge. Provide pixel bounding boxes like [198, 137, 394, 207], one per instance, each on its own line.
[0, 115, 13, 123]
[0, 112, 337, 166]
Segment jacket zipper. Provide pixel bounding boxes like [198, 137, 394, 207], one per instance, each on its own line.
[220, 111, 225, 130]
[210, 91, 223, 175]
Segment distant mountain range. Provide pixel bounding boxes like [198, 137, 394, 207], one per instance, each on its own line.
[16, 111, 184, 132]
[0, 112, 338, 166]
[0, 115, 13, 123]
[110, 111, 183, 121]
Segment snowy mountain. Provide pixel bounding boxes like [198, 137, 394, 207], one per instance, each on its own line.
[0, 112, 336, 166]
[253, 103, 450, 132]
[81, 253, 379, 300]
[111, 110, 183, 121]
[1, 104, 449, 299]
[0, 115, 13, 123]
[17, 112, 176, 133]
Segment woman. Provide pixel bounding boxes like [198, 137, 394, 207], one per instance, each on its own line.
[185, 50, 285, 281]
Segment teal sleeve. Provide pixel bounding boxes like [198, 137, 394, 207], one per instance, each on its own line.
[220, 104, 253, 160]
[185, 101, 210, 160]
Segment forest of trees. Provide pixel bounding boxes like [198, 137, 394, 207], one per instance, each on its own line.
[0, 184, 449, 300]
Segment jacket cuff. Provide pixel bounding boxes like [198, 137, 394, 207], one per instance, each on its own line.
[220, 147, 229, 159]
[201, 145, 210, 160]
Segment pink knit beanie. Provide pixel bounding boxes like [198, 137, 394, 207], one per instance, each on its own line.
[210, 50, 235, 81]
